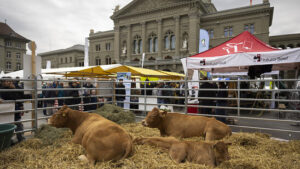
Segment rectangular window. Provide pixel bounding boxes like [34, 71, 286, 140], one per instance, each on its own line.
[79, 62, 84, 67]
[5, 41, 12, 47]
[16, 43, 21, 48]
[96, 58, 101, 65]
[148, 38, 153, 53]
[16, 63, 21, 70]
[171, 35, 176, 50]
[106, 43, 111, 51]
[70, 57, 72, 63]
[65, 58, 68, 63]
[6, 62, 11, 69]
[244, 24, 249, 31]
[16, 53, 21, 59]
[154, 37, 158, 52]
[165, 36, 170, 50]
[208, 29, 214, 39]
[96, 44, 101, 51]
[61, 58, 63, 63]
[106, 58, 111, 65]
[224, 26, 233, 37]
[139, 40, 142, 54]
[250, 24, 255, 34]
[6, 52, 11, 58]
[229, 27, 233, 37]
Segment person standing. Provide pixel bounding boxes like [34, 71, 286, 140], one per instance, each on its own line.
[198, 77, 217, 114]
[0, 77, 25, 143]
[216, 82, 228, 123]
[116, 79, 125, 108]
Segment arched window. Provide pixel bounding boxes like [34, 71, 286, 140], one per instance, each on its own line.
[164, 30, 175, 50]
[171, 35, 176, 50]
[16, 63, 21, 70]
[105, 56, 111, 65]
[149, 57, 156, 61]
[287, 44, 294, 49]
[148, 33, 157, 53]
[6, 62, 11, 69]
[133, 35, 142, 54]
[96, 58, 101, 65]
[133, 58, 140, 62]
[165, 56, 173, 60]
[154, 37, 158, 52]
[278, 45, 286, 49]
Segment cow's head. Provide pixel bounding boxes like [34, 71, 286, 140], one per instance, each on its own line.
[141, 107, 167, 128]
[48, 105, 71, 128]
[213, 141, 231, 166]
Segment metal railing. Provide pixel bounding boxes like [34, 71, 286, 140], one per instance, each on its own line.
[0, 77, 299, 140]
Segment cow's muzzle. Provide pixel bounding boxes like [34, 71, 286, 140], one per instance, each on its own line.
[141, 120, 148, 127]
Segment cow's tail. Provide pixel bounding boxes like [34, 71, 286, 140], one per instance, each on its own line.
[122, 134, 134, 159]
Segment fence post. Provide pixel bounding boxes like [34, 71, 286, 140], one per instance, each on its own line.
[113, 79, 116, 106]
[237, 78, 241, 126]
[144, 80, 147, 116]
[33, 76, 38, 134]
[184, 77, 188, 114]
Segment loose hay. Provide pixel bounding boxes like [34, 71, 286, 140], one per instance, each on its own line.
[0, 123, 299, 169]
[93, 104, 136, 124]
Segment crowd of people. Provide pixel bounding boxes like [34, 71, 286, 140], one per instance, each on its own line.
[40, 78, 100, 115]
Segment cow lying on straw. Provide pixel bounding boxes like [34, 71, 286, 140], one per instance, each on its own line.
[134, 136, 231, 167]
[48, 106, 133, 164]
[141, 107, 232, 141]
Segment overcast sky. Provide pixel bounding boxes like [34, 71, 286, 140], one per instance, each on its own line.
[0, 0, 299, 53]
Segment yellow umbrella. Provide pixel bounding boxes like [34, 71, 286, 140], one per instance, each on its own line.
[65, 66, 111, 77]
[106, 65, 167, 77]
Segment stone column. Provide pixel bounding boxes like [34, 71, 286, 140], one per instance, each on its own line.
[174, 16, 180, 57]
[114, 25, 120, 63]
[141, 22, 146, 54]
[157, 19, 162, 59]
[188, 11, 200, 55]
[127, 24, 132, 62]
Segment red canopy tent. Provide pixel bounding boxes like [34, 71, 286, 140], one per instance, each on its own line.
[182, 31, 300, 73]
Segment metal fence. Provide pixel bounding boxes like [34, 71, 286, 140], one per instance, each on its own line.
[0, 77, 299, 140]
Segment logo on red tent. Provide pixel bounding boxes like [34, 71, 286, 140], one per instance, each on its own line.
[200, 59, 206, 65]
[253, 54, 261, 62]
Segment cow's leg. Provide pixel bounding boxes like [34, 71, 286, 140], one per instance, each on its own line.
[205, 130, 216, 141]
[78, 154, 88, 162]
[169, 143, 187, 163]
[86, 153, 96, 165]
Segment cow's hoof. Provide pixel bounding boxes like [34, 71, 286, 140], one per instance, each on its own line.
[78, 155, 88, 162]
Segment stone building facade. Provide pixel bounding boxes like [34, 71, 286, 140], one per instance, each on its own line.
[89, 0, 274, 72]
[39, 45, 84, 69]
[270, 34, 300, 49]
[0, 22, 29, 73]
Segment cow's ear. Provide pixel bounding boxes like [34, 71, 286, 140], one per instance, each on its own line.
[60, 105, 69, 111]
[61, 106, 70, 117]
[224, 142, 232, 146]
[152, 107, 160, 113]
[159, 110, 167, 117]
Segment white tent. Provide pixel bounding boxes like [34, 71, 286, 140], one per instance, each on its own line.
[182, 31, 300, 73]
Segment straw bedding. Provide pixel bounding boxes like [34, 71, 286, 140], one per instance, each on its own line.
[0, 124, 299, 169]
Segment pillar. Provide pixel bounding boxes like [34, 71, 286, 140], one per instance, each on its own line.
[175, 16, 180, 57]
[114, 25, 120, 63]
[157, 19, 162, 59]
[127, 24, 132, 61]
[188, 11, 200, 55]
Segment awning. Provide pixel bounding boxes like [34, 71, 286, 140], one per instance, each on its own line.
[105, 65, 168, 77]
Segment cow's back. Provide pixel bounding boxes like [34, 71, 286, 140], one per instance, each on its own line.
[162, 113, 209, 138]
[161, 113, 231, 140]
[77, 114, 133, 161]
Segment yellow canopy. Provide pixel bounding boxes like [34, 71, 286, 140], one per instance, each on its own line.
[106, 65, 168, 77]
[64, 66, 111, 77]
[158, 70, 185, 78]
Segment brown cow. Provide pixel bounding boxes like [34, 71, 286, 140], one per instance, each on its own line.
[48, 106, 133, 164]
[134, 137, 231, 167]
[141, 107, 232, 141]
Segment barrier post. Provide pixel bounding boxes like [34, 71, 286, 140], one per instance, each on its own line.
[34, 77, 38, 133]
[237, 78, 241, 126]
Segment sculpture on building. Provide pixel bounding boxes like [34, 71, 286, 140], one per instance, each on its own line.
[114, 5, 120, 12]
[183, 38, 188, 49]
[122, 43, 127, 54]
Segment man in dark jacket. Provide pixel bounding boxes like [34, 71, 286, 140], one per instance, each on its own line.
[0, 77, 25, 142]
[116, 79, 125, 108]
[216, 82, 228, 123]
[65, 79, 81, 110]
[198, 77, 217, 114]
